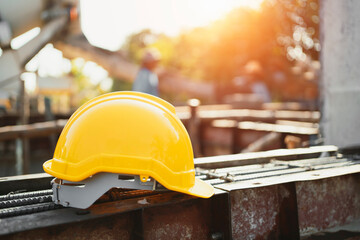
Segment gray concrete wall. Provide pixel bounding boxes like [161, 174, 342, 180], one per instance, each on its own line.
[321, 0, 360, 148]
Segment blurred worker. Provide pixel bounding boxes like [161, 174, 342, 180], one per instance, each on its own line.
[244, 61, 271, 102]
[132, 48, 161, 96]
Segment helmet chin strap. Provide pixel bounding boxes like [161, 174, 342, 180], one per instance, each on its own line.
[52, 172, 166, 209]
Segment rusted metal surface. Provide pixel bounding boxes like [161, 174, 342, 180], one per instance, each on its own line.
[143, 199, 212, 239]
[231, 185, 280, 239]
[0, 191, 230, 240]
[297, 174, 360, 236]
[230, 184, 300, 239]
[2, 147, 360, 240]
[141, 193, 231, 240]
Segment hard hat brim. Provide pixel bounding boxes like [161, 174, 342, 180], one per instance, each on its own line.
[186, 178, 214, 198]
[44, 159, 215, 198]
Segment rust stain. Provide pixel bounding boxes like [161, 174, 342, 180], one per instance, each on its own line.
[230, 186, 280, 239]
[297, 174, 360, 235]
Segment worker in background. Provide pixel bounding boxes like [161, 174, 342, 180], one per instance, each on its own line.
[132, 48, 161, 97]
[244, 60, 271, 102]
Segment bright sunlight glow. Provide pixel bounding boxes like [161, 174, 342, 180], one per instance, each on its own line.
[80, 0, 264, 51]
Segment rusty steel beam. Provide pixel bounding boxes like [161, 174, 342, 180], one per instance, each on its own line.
[229, 183, 300, 239]
[1, 148, 360, 239]
[296, 174, 360, 236]
[2, 175, 359, 239]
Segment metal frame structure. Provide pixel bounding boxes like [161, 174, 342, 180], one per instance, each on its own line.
[1, 146, 360, 239]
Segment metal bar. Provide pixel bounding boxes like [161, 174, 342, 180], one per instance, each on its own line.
[0, 195, 52, 209]
[271, 156, 340, 167]
[0, 189, 52, 201]
[215, 163, 360, 192]
[194, 145, 338, 169]
[198, 158, 357, 187]
[0, 202, 59, 218]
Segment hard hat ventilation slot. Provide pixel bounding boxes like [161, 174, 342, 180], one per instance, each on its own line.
[118, 175, 134, 180]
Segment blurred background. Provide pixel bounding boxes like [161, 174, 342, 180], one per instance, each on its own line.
[0, 0, 322, 176]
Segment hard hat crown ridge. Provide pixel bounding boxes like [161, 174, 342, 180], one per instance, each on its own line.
[43, 91, 214, 208]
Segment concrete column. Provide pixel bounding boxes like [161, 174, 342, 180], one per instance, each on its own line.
[321, 0, 360, 148]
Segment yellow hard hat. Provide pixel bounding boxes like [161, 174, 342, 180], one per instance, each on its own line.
[43, 91, 214, 200]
